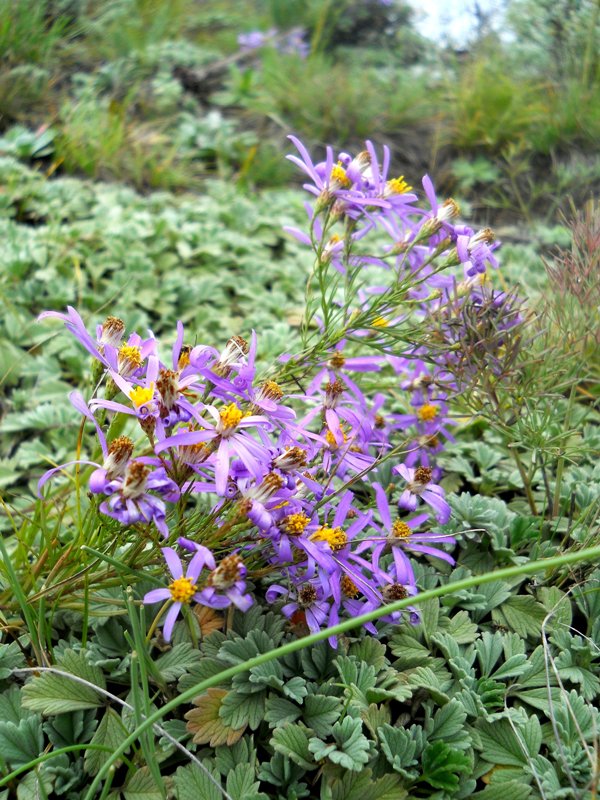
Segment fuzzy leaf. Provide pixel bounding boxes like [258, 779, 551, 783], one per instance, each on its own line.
[174, 763, 222, 800]
[421, 741, 471, 791]
[272, 723, 316, 770]
[84, 708, 128, 774]
[22, 650, 106, 714]
[329, 769, 408, 800]
[264, 696, 301, 728]
[185, 688, 245, 747]
[0, 642, 26, 679]
[225, 763, 266, 800]
[429, 698, 468, 743]
[407, 665, 452, 703]
[218, 631, 274, 665]
[378, 725, 419, 776]
[0, 686, 35, 725]
[0, 716, 44, 767]
[303, 694, 341, 738]
[389, 632, 432, 667]
[472, 781, 532, 799]
[308, 717, 370, 771]
[477, 718, 539, 766]
[492, 595, 547, 638]
[348, 638, 387, 671]
[361, 703, 391, 739]
[122, 766, 163, 800]
[438, 610, 479, 643]
[282, 675, 308, 702]
[214, 738, 256, 775]
[15, 770, 53, 800]
[43, 708, 97, 749]
[219, 687, 265, 730]
[154, 643, 203, 682]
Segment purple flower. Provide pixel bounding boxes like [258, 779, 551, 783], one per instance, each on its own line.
[266, 581, 330, 634]
[393, 464, 452, 523]
[98, 462, 179, 538]
[238, 29, 274, 50]
[38, 306, 156, 379]
[154, 401, 272, 496]
[143, 546, 215, 641]
[357, 483, 456, 586]
[457, 229, 499, 277]
[196, 554, 253, 612]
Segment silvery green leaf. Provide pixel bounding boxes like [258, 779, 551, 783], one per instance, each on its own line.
[155, 642, 203, 683]
[219, 688, 265, 730]
[22, 650, 106, 714]
[264, 696, 301, 728]
[0, 716, 44, 767]
[308, 717, 370, 772]
[302, 694, 341, 738]
[271, 723, 316, 771]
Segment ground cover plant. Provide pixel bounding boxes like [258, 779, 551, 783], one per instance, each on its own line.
[1, 128, 600, 798]
[1, 2, 600, 799]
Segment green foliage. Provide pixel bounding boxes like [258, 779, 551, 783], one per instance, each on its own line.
[1, 4, 600, 798]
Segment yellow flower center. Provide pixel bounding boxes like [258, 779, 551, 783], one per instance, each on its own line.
[417, 403, 439, 422]
[372, 316, 389, 328]
[219, 403, 244, 430]
[386, 176, 412, 195]
[392, 520, 411, 539]
[310, 525, 348, 551]
[330, 162, 351, 188]
[325, 428, 348, 449]
[168, 576, 197, 603]
[118, 344, 143, 369]
[282, 512, 311, 536]
[129, 383, 155, 408]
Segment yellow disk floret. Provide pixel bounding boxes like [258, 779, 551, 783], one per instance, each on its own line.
[325, 428, 349, 449]
[417, 403, 438, 422]
[311, 525, 348, 551]
[169, 576, 197, 604]
[118, 344, 143, 369]
[219, 402, 244, 430]
[392, 520, 411, 539]
[330, 162, 351, 188]
[130, 383, 155, 408]
[282, 512, 311, 536]
[386, 176, 412, 195]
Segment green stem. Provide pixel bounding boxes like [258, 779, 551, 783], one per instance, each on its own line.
[83, 544, 600, 800]
[510, 446, 538, 515]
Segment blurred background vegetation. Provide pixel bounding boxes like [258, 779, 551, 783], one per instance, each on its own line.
[0, 0, 599, 215]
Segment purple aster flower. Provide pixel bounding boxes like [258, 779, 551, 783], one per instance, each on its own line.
[393, 464, 452, 524]
[266, 581, 330, 635]
[457, 229, 499, 277]
[356, 483, 455, 583]
[98, 461, 179, 538]
[143, 545, 215, 641]
[154, 401, 272, 495]
[237, 28, 276, 50]
[38, 306, 157, 379]
[196, 554, 253, 612]
[286, 136, 393, 215]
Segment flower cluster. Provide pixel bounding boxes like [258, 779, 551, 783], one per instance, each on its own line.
[39, 137, 504, 644]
